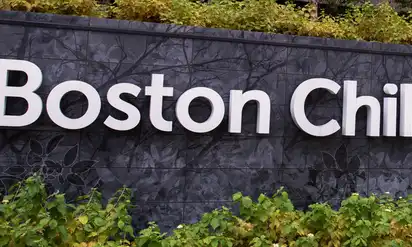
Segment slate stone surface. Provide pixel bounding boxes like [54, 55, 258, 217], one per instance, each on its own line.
[1, 10, 412, 232]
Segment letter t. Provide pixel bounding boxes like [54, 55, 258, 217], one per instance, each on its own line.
[145, 74, 174, 132]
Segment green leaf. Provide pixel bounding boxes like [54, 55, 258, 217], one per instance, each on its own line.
[0, 236, 9, 246]
[118, 220, 125, 229]
[211, 239, 219, 247]
[124, 225, 134, 236]
[38, 218, 50, 228]
[210, 218, 220, 230]
[242, 197, 253, 208]
[232, 192, 242, 201]
[78, 215, 88, 225]
[49, 219, 58, 229]
[94, 217, 106, 227]
[58, 225, 68, 241]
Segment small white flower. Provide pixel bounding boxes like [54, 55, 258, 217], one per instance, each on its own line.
[399, 196, 403, 199]
[308, 233, 314, 238]
[177, 224, 183, 229]
[385, 192, 390, 194]
[273, 244, 279, 247]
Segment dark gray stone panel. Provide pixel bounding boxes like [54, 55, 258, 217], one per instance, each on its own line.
[278, 168, 368, 203]
[80, 131, 186, 169]
[287, 48, 372, 79]
[132, 203, 184, 233]
[96, 167, 186, 202]
[185, 136, 283, 169]
[184, 168, 280, 202]
[3, 10, 412, 232]
[27, 27, 88, 60]
[81, 131, 187, 169]
[369, 138, 412, 169]
[283, 137, 369, 169]
[368, 169, 412, 198]
[0, 24, 30, 58]
[372, 54, 412, 81]
[183, 201, 234, 224]
[88, 32, 192, 66]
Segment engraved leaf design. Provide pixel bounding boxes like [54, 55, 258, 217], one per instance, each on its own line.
[30, 139, 43, 155]
[348, 155, 361, 170]
[26, 151, 42, 166]
[64, 145, 78, 167]
[150, 144, 160, 160]
[4, 166, 26, 176]
[322, 152, 335, 169]
[46, 135, 64, 155]
[335, 144, 348, 170]
[44, 160, 62, 173]
[71, 160, 97, 173]
[58, 175, 65, 184]
[67, 173, 84, 186]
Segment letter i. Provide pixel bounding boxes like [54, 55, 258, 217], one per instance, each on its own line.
[383, 84, 398, 137]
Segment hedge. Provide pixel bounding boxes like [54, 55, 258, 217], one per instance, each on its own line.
[1, 174, 412, 247]
[2, 0, 412, 45]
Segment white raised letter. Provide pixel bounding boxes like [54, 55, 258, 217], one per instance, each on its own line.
[383, 84, 397, 137]
[104, 83, 141, 131]
[342, 80, 380, 136]
[47, 80, 101, 130]
[400, 84, 412, 137]
[290, 78, 341, 136]
[145, 74, 173, 132]
[0, 59, 43, 126]
[176, 87, 225, 133]
[229, 90, 271, 134]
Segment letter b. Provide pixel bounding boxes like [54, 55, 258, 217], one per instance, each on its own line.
[0, 59, 43, 127]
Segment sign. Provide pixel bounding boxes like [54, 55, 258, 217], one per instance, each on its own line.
[0, 59, 406, 137]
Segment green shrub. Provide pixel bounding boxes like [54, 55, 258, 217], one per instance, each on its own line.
[4, 0, 97, 16]
[1, 0, 412, 44]
[2, 175, 412, 247]
[0, 174, 135, 247]
[139, 191, 412, 247]
[3, 0, 412, 45]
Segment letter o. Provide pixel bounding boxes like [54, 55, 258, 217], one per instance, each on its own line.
[176, 87, 225, 133]
[46, 80, 101, 130]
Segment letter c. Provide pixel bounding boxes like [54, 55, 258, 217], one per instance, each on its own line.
[290, 78, 341, 136]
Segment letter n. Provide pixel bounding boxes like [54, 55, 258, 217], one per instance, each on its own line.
[229, 90, 271, 134]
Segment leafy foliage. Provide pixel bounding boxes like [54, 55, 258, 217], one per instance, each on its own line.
[3, 175, 412, 246]
[3, 0, 97, 16]
[3, 0, 412, 44]
[0, 174, 135, 247]
[138, 191, 412, 247]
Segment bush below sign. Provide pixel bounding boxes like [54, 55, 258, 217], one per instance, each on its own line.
[0, 174, 412, 247]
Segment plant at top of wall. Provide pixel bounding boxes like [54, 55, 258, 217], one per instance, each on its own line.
[3, 0, 97, 16]
[2, 0, 412, 44]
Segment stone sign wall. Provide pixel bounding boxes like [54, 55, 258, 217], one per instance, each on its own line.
[0, 10, 411, 232]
